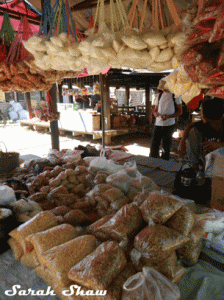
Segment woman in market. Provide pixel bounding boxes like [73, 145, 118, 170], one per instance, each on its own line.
[178, 97, 224, 170]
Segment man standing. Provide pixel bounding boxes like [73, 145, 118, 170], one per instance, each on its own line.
[150, 79, 182, 160]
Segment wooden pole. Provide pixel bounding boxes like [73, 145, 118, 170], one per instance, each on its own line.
[57, 84, 63, 103]
[49, 84, 60, 151]
[68, 79, 73, 104]
[126, 86, 130, 106]
[25, 92, 33, 119]
[99, 74, 105, 148]
[145, 86, 150, 124]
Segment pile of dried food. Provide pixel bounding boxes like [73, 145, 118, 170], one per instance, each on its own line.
[6, 158, 210, 300]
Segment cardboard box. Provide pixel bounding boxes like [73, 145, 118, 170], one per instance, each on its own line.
[211, 155, 224, 211]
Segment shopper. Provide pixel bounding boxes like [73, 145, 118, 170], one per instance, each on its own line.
[178, 97, 224, 169]
[149, 79, 182, 160]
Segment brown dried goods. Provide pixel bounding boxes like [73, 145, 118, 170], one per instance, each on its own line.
[63, 209, 90, 226]
[165, 205, 195, 236]
[51, 206, 72, 216]
[134, 225, 189, 263]
[28, 192, 48, 203]
[102, 187, 125, 203]
[25, 224, 78, 259]
[86, 214, 113, 241]
[133, 190, 151, 206]
[68, 241, 127, 290]
[99, 203, 143, 247]
[177, 239, 204, 266]
[69, 200, 94, 213]
[140, 193, 183, 224]
[105, 262, 136, 300]
[187, 221, 205, 245]
[52, 193, 77, 207]
[39, 201, 55, 211]
[39, 235, 97, 287]
[9, 211, 59, 252]
[171, 265, 186, 284]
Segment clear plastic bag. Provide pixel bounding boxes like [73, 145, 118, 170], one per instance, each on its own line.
[140, 191, 183, 224]
[177, 239, 204, 266]
[98, 203, 143, 249]
[134, 225, 189, 263]
[122, 267, 181, 300]
[68, 241, 127, 290]
[165, 205, 195, 236]
[88, 150, 123, 174]
[106, 170, 132, 194]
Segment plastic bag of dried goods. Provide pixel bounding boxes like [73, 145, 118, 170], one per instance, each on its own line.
[86, 214, 113, 241]
[131, 175, 159, 192]
[165, 206, 195, 236]
[170, 195, 196, 213]
[177, 239, 204, 266]
[134, 225, 189, 264]
[9, 211, 59, 252]
[106, 171, 132, 194]
[122, 267, 180, 300]
[39, 235, 97, 287]
[25, 224, 78, 256]
[98, 203, 143, 249]
[123, 160, 141, 178]
[68, 241, 127, 290]
[102, 187, 125, 203]
[106, 262, 136, 300]
[133, 190, 152, 206]
[195, 211, 224, 235]
[171, 265, 186, 284]
[140, 192, 183, 224]
[88, 154, 123, 174]
[131, 250, 178, 279]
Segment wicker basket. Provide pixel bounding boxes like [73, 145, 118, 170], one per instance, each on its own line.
[0, 142, 19, 174]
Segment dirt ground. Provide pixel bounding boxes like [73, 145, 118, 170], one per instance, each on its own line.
[0, 123, 181, 163]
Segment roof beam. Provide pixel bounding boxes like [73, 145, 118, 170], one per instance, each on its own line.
[0, 5, 40, 25]
[71, 0, 110, 12]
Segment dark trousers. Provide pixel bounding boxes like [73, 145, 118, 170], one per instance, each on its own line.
[150, 125, 175, 160]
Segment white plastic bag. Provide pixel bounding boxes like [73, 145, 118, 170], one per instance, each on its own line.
[205, 147, 224, 178]
[88, 150, 123, 174]
[0, 186, 16, 205]
[122, 267, 180, 300]
[211, 231, 224, 254]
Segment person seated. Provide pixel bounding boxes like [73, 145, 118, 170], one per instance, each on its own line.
[178, 97, 224, 169]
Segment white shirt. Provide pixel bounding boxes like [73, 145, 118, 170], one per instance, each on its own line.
[154, 92, 182, 126]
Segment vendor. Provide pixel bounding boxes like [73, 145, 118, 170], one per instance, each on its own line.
[91, 94, 100, 109]
[178, 97, 224, 169]
[75, 95, 90, 109]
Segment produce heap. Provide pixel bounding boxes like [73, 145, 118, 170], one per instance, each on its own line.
[5, 154, 215, 299]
